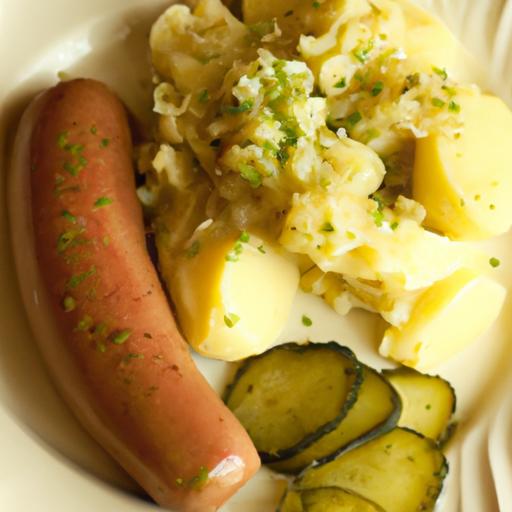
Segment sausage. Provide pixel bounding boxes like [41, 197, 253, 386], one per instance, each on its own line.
[9, 79, 260, 511]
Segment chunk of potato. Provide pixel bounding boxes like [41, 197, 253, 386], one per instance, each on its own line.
[379, 268, 506, 371]
[170, 229, 299, 361]
[413, 92, 512, 240]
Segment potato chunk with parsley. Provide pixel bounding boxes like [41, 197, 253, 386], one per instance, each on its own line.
[170, 227, 299, 361]
[413, 92, 512, 240]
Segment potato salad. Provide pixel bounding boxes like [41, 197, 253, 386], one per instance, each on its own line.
[137, 0, 511, 368]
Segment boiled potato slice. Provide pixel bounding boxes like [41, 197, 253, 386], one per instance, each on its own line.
[413, 93, 512, 240]
[380, 268, 506, 371]
[170, 229, 299, 361]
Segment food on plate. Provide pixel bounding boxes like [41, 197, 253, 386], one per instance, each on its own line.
[224, 343, 362, 464]
[141, 0, 509, 368]
[9, 0, 511, 510]
[11, 79, 259, 512]
[279, 487, 385, 512]
[413, 92, 512, 240]
[380, 268, 506, 371]
[382, 367, 456, 440]
[169, 227, 299, 361]
[294, 427, 447, 512]
[228, 342, 453, 511]
[268, 363, 401, 474]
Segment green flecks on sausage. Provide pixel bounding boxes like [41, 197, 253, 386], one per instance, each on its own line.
[61, 210, 77, 223]
[94, 197, 113, 209]
[67, 266, 96, 289]
[57, 228, 85, 253]
[100, 138, 110, 148]
[111, 329, 132, 345]
[62, 296, 76, 312]
[76, 315, 93, 332]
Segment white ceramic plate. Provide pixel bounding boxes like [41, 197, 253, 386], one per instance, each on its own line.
[1, 1, 512, 511]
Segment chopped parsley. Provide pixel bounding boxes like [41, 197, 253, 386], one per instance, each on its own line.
[100, 138, 110, 148]
[186, 240, 201, 258]
[334, 77, 347, 89]
[371, 81, 384, 97]
[448, 100, 461, 113]
[312, 1, 321, 8]
[224, 313, 240, 328]
[90, 125, 97, 135]
[57, 229, 83, 253]
[257, 245, 266, 254]
[223, 100, 253, 115]
[431, 97, 446, 108]
[76, 315, 93, 332]
[321, 222, 335, 233]
[62, 296, 76, 312]
[61, 210, 77, 224]
[57, 131, 69, 149]
[346, 111, 362, 127]
[111, 329, 132, 345]
[226, 241, 244, 262]
[352, 39, 374, 64]
[390, 221, 400, 231]
[239, 231, 250, 243]
[346, 230, 356, 240]
[489, 257, 501, 268]
[371, 196, 385, 227]
[490, 204, 496, 210]
[302, 315, 313, 327]
[94, 197, 113, 208]
[432, 66, 448, 80]
[198, 89, 209, 103]
[189, 466, 209, 490]
[240, 164, 262, 188]
[67, 266, 96, 289]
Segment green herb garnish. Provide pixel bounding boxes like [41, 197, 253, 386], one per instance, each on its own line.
[346, 111, 362, 127]
[371, 81, 384, 97]
[352, 39, 374, 64]
[57, 229, 83, 253]
[312, 1, 320, 8]
[62, 296, 76, 312]
[431, 97, 446, 108]
[258, 245, 266, 254]
[224, 313, 240, 328]
[189, 466, 209, 490]
[433, 66, 448, 80]
[391, 221, 399, 231]
[448, 100, 461, 113]
[239, 164, 262, 188]
[94, 197, 113, 209]
[111, 329, 132, 345]
[239, 231, 250, 243]
[100, 138, 110, 148]
[76, 315, 93, 332]
[57, 131, 69, 149]
[67, 266, 96, 289]
[489, 257, 501, 268]
[302, 315, 313, 327]
[223, 100, 253, 115]
[90, 125, 97, 135]
[198, 89, 209, 103]
[61, 210, 77, 224]
[334, 77, 347, 89]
